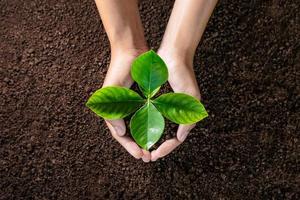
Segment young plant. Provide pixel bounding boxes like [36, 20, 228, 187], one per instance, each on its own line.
[86, 50, 208, 150]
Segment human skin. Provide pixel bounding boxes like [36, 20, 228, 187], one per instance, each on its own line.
[152, 0, 218, 161]
[94, 0, 218, 162]
[94, 0, 150, 161]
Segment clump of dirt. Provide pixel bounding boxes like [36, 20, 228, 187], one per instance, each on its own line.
[0, 0, 299, 199]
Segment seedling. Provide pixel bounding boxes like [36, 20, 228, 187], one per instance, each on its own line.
[86, 50, 208, 150]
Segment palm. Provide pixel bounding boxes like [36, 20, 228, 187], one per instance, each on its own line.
[103, 50, 151, 162]
[150, 52, 201, 161]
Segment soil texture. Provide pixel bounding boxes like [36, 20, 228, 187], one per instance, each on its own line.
[1, 0, 299, 199]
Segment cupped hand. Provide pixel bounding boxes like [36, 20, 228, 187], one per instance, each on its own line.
[102, 48, 151, 162]
[151, 50, 201, 161]
[102, 48, 200, 162]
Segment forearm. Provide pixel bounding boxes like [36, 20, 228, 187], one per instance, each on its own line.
[95, 0, 147, 54]
[160, 0, 218, 62]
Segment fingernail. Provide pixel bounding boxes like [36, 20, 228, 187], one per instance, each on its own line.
[142, 156, 150, 163]
[179, 132, 189, 142]
[151, 152, 158, 162]
[151, 157, 158, 162]
[114, 126, 125, 136]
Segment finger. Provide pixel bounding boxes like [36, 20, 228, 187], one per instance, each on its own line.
[151, 138, 181, 161]
[141, 149, 151, 163]
[106, 121, 143, 159]
[176, 124, 196, 142]
[105, 119, 126, 136]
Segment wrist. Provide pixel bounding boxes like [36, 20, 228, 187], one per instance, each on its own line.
[111, 45, 148, 59]
[109, 29, 148, 56]
[157, 47, 194, 69]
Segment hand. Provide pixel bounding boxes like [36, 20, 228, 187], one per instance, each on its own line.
[102, 48, 151, 162]
[151, 50, 201, 161]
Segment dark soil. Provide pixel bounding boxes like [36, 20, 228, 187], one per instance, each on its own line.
[1, 0, 299, 199]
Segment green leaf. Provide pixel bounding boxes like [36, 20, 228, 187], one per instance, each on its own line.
[86, 86, 145, 120]
[130, 101, 164, 150]
[138, 85, 160, 98]
[153, 93, 208, 124]
[131, 50, 168, 98]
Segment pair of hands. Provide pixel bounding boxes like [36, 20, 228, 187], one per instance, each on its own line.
[103, 48, 201, 162]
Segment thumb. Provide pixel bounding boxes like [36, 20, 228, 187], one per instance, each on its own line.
[105, 119, 126, 136]
[176, 124, 196, 142]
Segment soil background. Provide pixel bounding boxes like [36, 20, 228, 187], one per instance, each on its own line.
[1, 0, 299, 199]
